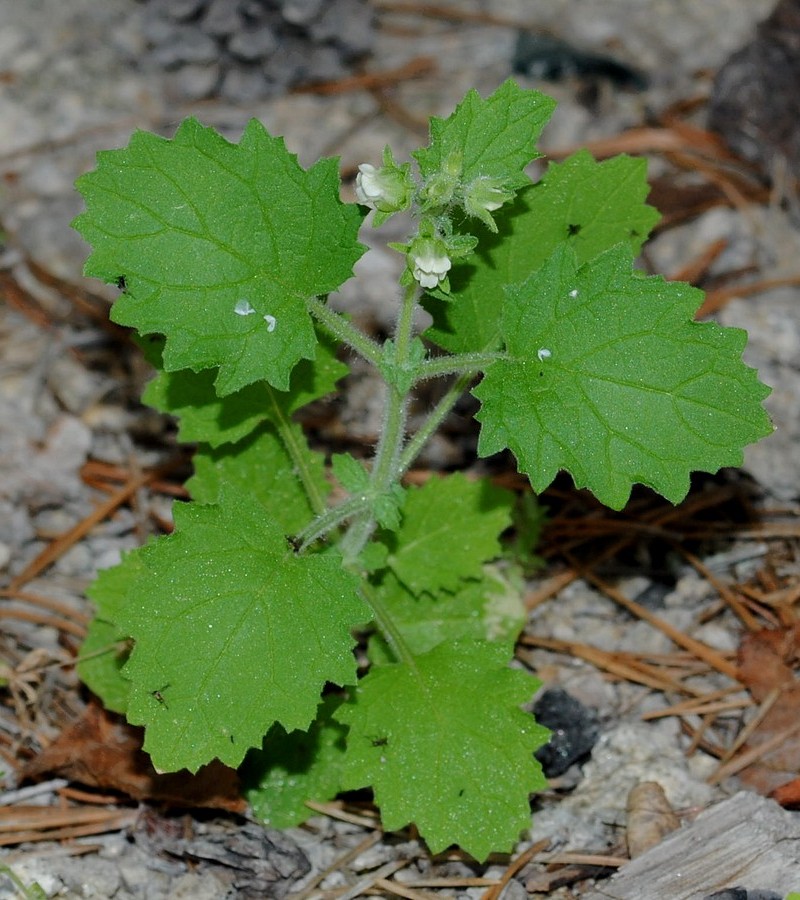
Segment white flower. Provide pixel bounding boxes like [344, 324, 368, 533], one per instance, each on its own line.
[354, 156, 414, 219]
[355, 163, 384, 207]
[411, 245, 452, 289]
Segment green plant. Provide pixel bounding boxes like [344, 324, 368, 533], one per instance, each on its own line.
[0, 864, 46, 900]
[73, 80, 772, 860]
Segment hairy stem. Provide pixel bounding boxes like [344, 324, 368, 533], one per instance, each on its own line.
[397, 370, 475, 476]
[294, 495, 371, 552]
[416, 350, 504, 381]
[339, 282, 417, 564]
[307, 295, 382, 367]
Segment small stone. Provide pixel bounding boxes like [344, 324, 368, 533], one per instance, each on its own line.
[165, 0, 209, 22]
[281, 0, 325, 26]
[228, 26, 278, 61]
[202, 0, 244, 37]
[262, 35, 309, 87]
[239, 0, 274, 26]
[305, 44, 347, 84]
[219, 65, 271, 102]
[169, 61, 221, 99]
[310, 0, 374, 58]
[150, 26, 219, 68]
[497, 879, 528, 900]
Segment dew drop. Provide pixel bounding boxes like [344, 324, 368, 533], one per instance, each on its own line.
[537, 347, 552, 362]
[234, 299, 256, 316]
[263, 314, 277, 332]
[569, 288, 579, 298]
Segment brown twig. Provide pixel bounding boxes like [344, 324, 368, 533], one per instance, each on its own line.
[294, 56, 436, 95]
[481, 838, 550, 900]
[7, 459, 181, 592]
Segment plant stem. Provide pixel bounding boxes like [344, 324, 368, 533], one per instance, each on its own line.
[416, 350, 504, 381]
[294, 495, 371, 551]
[338, 282, 418, 564]
[397, 370, 475, 476]
[359, 580, 417, 668]
[307, 296, 382, 367]
[266, 389, 327, 516]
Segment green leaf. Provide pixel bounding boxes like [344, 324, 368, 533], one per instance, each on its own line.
[506, 492, 547, 574]
[412, 79, 555, 189]
[141, 332, 347, 448]
[78, 551, 147, 715]
[330, 452, 369, 494]
[474, 244, 773, 509]
[115, 487, 365, 772]
[187, 423, 328, 535]
[367, 564, 527, 666]
[242, 696, 348, 827]
[424, 151, 660, 353]
[336, 641, 549, 860]
[383, 473, 514, 595]
[73, 117, 365, 395]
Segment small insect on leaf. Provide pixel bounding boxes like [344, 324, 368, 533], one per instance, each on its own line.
[151, 685, 169, 708]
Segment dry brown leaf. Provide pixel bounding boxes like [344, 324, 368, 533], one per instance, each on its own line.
[20, 700, 246, 813]
[735, 624, 800, 795]
[771, 776, 800, 807]
[625, 781, 680, 858]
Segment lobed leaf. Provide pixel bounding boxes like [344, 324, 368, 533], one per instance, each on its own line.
[78, 551, 146, 715]
[412, 79, 555, 187]
[73, 117, 365, 395]
[382, 473, 514, 596]
[474, 245, 774, 509]
[336, 640, 549, 860]
[115, 487, 365, 772]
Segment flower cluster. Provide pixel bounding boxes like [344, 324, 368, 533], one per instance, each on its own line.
[356, 146, 515, 291]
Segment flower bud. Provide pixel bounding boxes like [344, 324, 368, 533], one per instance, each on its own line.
[463, 177, 514, 232]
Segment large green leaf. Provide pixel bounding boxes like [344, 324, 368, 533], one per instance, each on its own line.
[367, 565, 527, 666]
[73, 117, 365, 395]
[336, 641, 549, 860]
[474, 245, 773, 508]
[78, 551, 146, 715]
[187, 423, 328, 535]
[115, 487, 365, 772]
[243, 696, 348, 828]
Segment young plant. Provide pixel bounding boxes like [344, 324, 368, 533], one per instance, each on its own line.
[73, 80, 772, 860]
